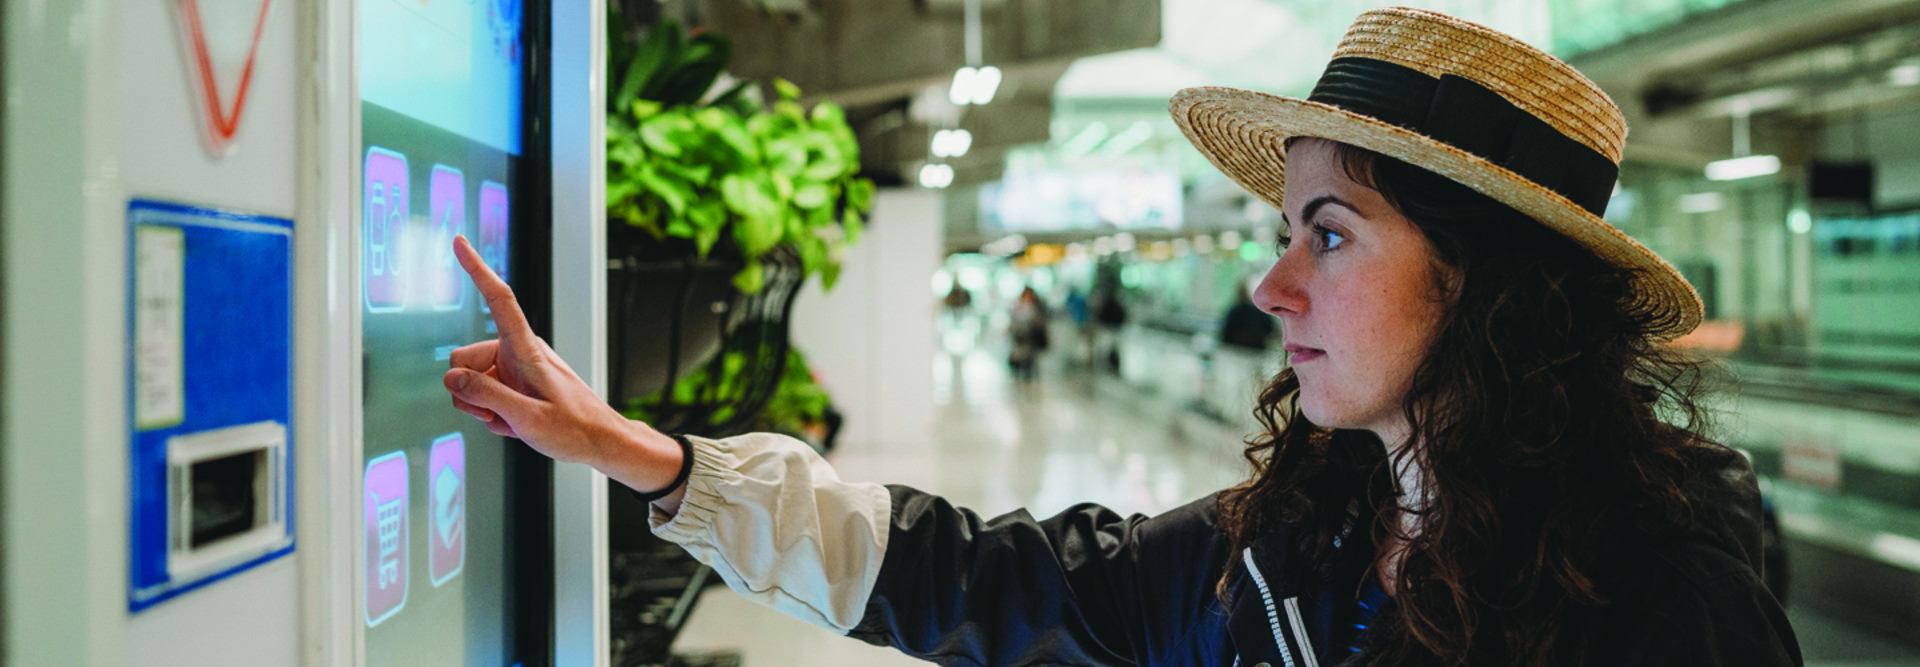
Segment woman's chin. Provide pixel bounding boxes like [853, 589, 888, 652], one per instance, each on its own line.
[1297, 397, 1334, 428]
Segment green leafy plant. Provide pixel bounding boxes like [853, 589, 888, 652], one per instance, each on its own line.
[606, 18, 875, 292]
[621, 345, 831, 439]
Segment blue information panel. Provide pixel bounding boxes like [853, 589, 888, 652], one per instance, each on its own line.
[126, 199, 294, 612]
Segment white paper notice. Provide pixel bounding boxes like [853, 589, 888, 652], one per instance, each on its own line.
[135, 226, 186, 429]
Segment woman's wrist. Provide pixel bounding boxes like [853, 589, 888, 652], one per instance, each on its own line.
[591, 416, 686, 496]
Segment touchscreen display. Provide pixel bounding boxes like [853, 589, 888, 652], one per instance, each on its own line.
[359, 0, 530, 663]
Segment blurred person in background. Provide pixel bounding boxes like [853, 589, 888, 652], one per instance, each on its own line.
[439, 7, 1797, 666]
[1063, 286, 1092, 366]
[1219, 281, 1276, 351]
[942, 282, 973, 311]
[1093, 287, 1128, 373]
[1008, 286, 1050, 383]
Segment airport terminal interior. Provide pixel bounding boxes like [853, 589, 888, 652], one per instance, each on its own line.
[7, 0, 1920, 665]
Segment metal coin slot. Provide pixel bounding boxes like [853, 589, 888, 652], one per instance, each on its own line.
[189, 449, 265, 549]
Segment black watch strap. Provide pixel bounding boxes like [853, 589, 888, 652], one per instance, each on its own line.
[627, 433, 695, 504]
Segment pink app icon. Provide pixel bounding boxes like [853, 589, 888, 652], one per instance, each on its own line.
[428, 433, 465, 586]
[427, 165, 467, 311]
[364, 450, 409, 627]
[478, 181, 510, 314]
[364, 147, 410, 312]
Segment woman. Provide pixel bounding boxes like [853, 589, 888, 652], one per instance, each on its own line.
[441, 8, 1799, 666]
[1008, 287, 1050, 382]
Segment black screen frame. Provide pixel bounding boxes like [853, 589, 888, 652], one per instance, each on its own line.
[506, 1, 557, 664]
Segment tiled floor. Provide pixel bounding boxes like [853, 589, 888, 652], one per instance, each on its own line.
[670, 341, 1920, 666]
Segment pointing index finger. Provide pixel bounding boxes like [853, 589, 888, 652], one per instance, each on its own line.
[454, 235, 533, 341]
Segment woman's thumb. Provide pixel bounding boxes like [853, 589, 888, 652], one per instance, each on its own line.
[444, 368, 536, 423]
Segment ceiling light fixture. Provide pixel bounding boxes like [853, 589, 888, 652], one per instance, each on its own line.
[948, 0, 1001, 106]
[932, 129, 973, 158]
[1706, 155, 1781, 181]
[919, 163, 955, 189]
[1707, 103, 1780, 181]
[1891, 64, 1920, 87]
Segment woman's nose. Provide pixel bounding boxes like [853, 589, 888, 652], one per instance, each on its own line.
[1252, 248, 1307, 316]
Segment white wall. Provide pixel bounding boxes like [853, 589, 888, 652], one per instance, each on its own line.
[4, 0, 127, 663]
[4, 0, 304, 663]
[791, 190, 944, 449]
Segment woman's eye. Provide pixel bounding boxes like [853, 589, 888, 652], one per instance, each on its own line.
[1315, 226, 1347, 251]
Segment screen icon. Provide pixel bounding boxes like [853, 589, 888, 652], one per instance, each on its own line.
[364, 147, 410, 313]
[478, 181, 510, 310]
[364, 451, 409, 627]
[428, 165, 468, 311]
[428, 433, 465, 586]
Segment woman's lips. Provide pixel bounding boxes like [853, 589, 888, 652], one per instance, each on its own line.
[1284, 343, 1325, 364]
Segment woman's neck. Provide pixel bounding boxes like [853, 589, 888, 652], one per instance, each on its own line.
[1370, 421, 1428, 510]
[1372, 426, 1426, 596]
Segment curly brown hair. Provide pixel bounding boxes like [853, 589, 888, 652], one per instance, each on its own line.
[1216, 141, 1721, 666]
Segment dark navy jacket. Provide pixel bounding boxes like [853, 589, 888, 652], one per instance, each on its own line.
[845, 444, 1802, 666]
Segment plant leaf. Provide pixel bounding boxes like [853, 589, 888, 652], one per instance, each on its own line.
[732, 259, 765, 294]
[618, 20, 682, 110]
[709, 80, 753, 109]
[695, 224, 722, 258]
[635, 20, 688, 102]
[688, 200, 727, 227]
[630, 99, 662, 121]
[773, 100, 806, 121]
[636, 165, 691, 215]
[655, 33, 732, 107]
[715, 123, 759, 164]
[770, 170, 795, 202]
[608, 138, 644, 170]
[803, 145, 846, 181]
[721, 173, 779, 221]
[846, 177, 876, 211]
[695, 107, 730, 130]
[799, 237, 827, 275]
[773, 77, 802, 101]
[737, 212, 781, 255]
[820, 260, 841, 291]
[843, 209, 865, 246]
[639, 118, 681, 157]
[809, 101, 845, 125]
[606, 178, 641, 206]
[793, 183, 831, 210]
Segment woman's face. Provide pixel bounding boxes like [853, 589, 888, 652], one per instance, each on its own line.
[1252, 138, 1449, 443]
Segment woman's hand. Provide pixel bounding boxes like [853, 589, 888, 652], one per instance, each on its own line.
[442, 235, 687, 500]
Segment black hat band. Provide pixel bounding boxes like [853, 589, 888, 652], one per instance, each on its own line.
[1307, 57, 1619, 217]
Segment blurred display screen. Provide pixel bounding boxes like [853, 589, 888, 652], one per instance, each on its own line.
[980, 169, 1183, 232]
[360, 0, 530, 663]
[362, 0, 524, 154]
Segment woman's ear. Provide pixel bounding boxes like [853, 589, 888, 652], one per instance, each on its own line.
[1422, 235, 1465, 306]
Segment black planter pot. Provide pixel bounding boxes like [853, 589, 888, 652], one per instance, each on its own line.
[604, 222, 806, 436]
[606, 225, 743, 406]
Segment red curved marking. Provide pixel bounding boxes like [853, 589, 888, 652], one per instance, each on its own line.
[177, 0, 273, 144]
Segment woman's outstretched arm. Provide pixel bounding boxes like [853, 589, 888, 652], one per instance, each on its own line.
[439, 234, 692, 511]
[441, 235, 1231, 665]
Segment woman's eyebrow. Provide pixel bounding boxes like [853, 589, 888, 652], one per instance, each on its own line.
[1280, 195, 1362, 229]
[1300, 194, 1360, 223]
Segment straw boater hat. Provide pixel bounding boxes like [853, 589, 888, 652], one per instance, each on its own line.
[1170, 6, 1703, 341]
